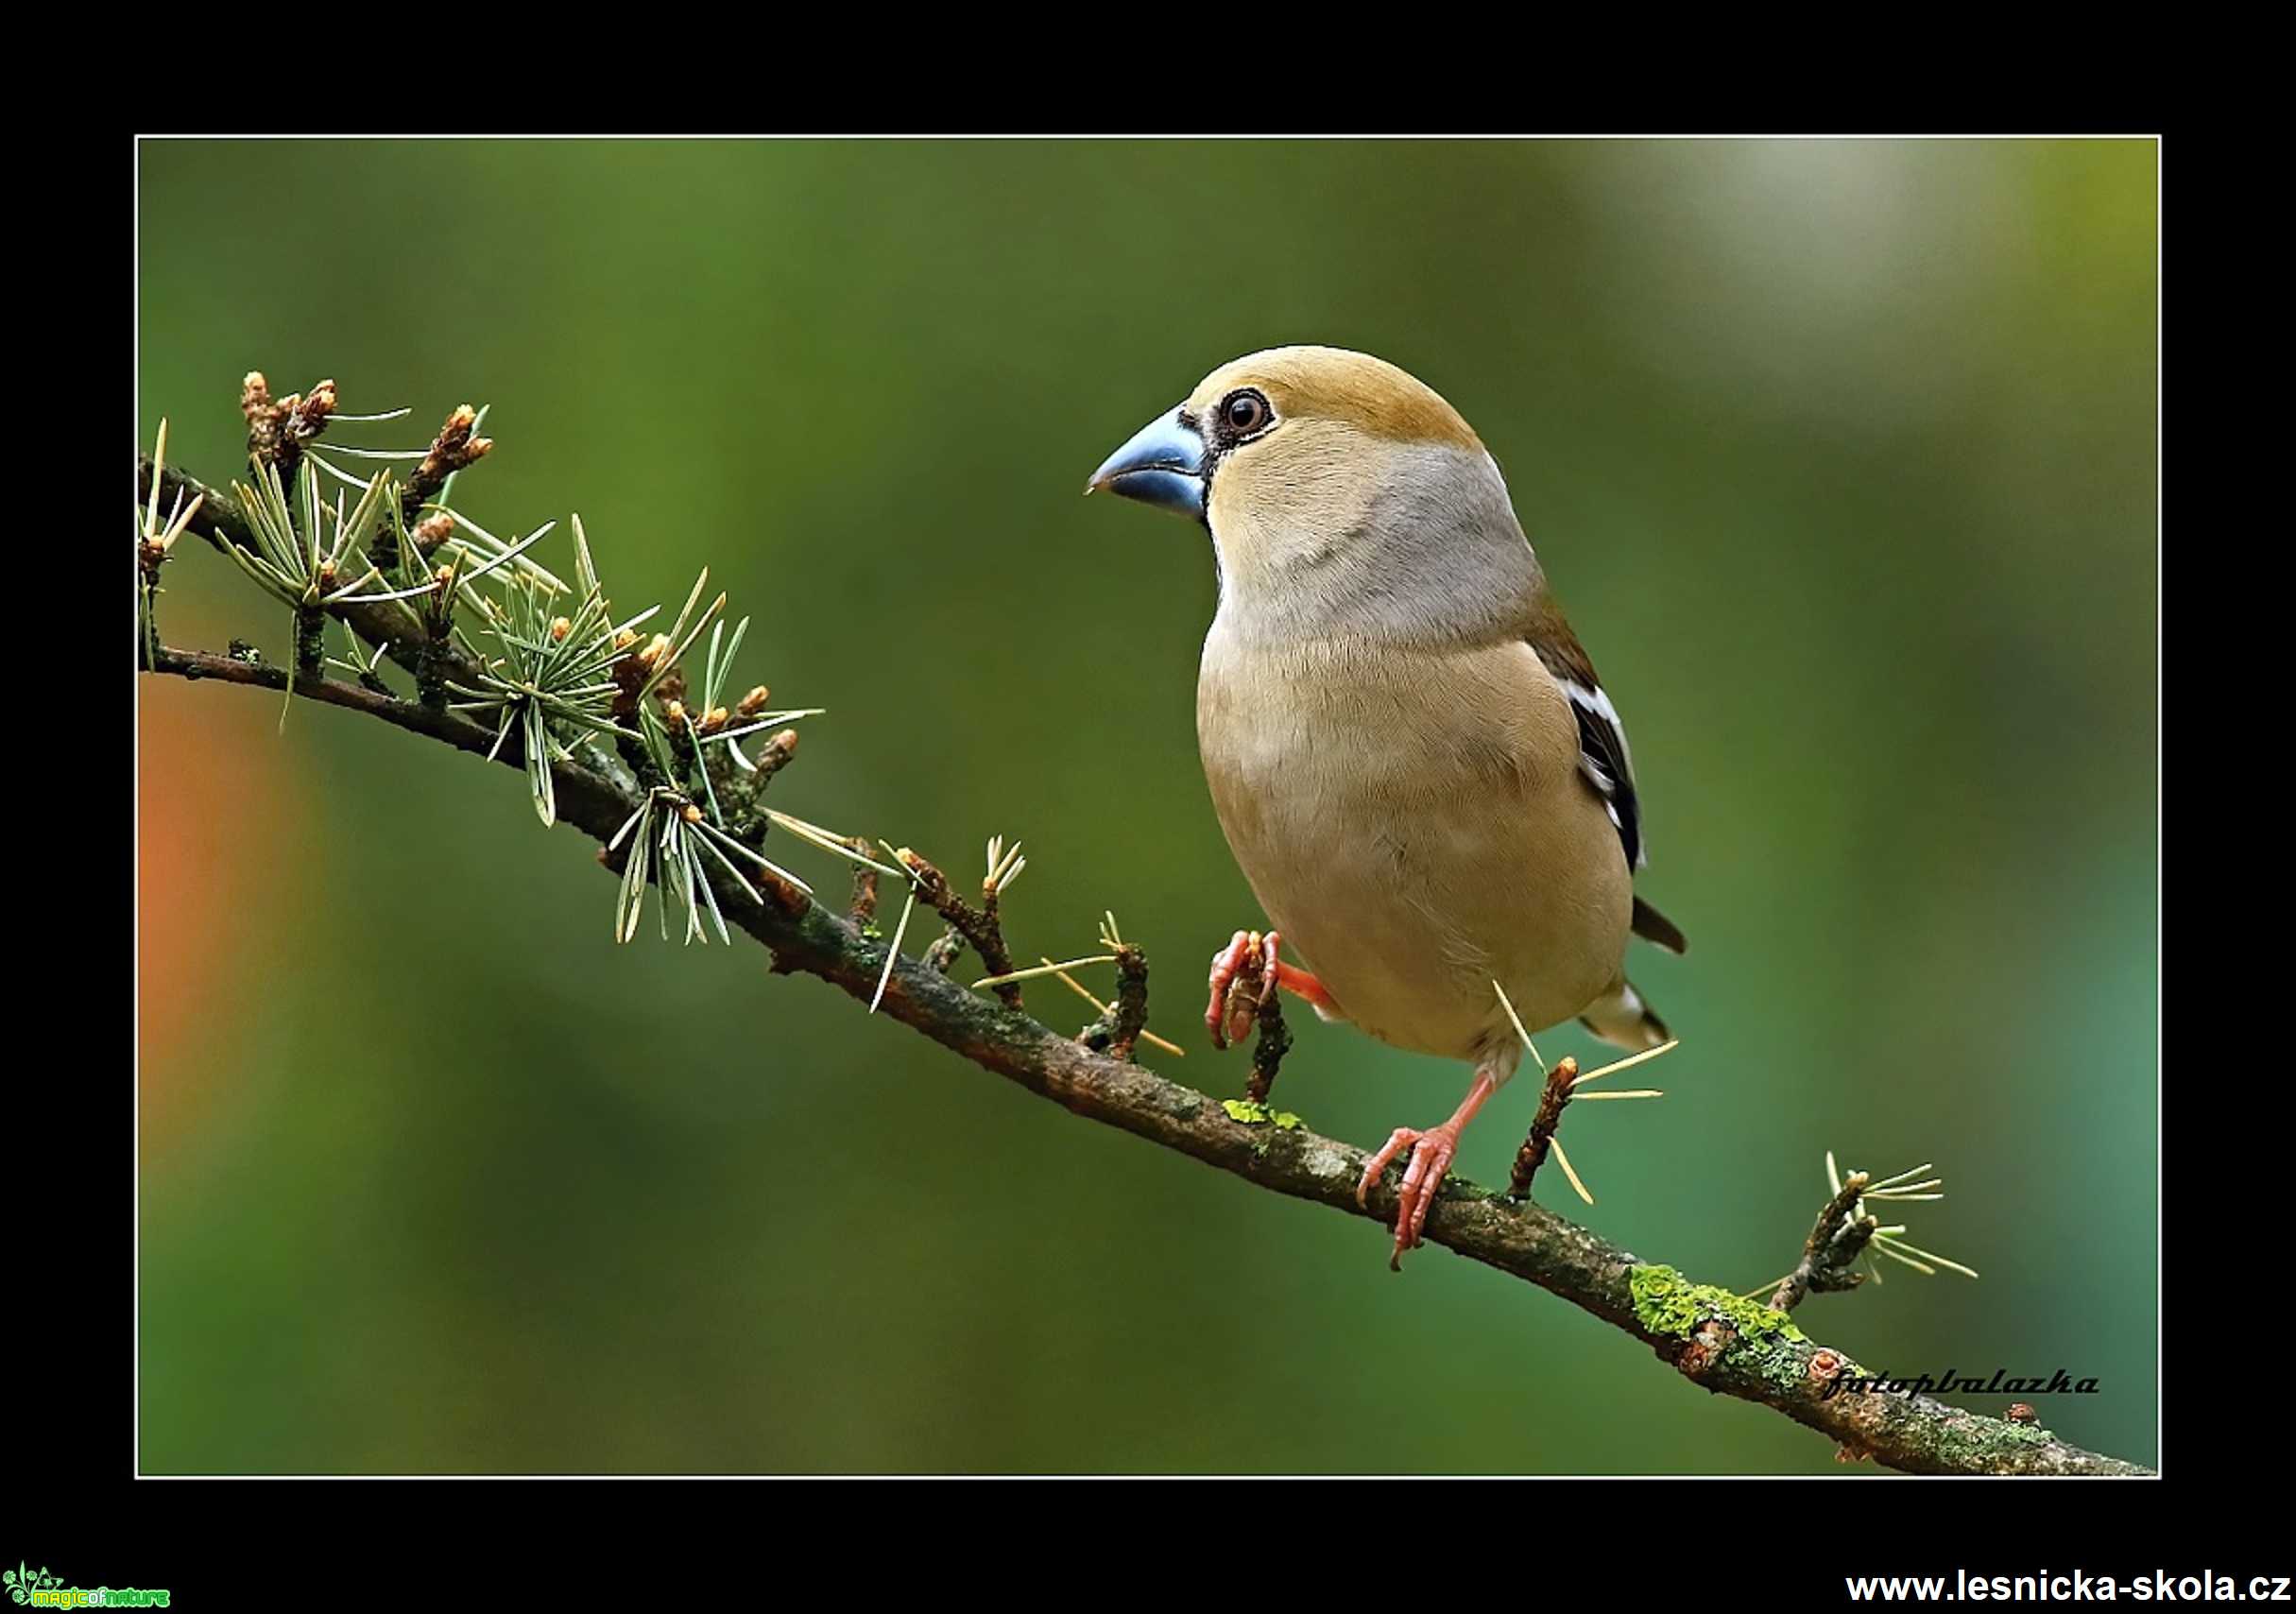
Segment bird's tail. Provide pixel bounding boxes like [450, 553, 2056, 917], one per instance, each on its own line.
[1579, 978, 1671, 1052]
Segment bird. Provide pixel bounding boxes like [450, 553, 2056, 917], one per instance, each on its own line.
[1086, 345, 1686, 1265]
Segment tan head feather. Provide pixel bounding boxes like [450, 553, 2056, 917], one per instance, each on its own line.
[1183, 346, 1543, 646]
[1185, 346, 1483, 452]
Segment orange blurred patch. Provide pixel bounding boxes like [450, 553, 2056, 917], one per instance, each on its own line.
[138, 675, 301, 1160]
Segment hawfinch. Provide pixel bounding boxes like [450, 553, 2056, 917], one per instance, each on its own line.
[1088, 346, 1686, 1264]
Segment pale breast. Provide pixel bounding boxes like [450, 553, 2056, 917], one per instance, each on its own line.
[1196, 629, 1632, 1061]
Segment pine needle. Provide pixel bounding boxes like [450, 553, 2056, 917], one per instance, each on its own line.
[1571, 1039, 1680, 1087]
[869, 884, 918, 1015]
[1872, 1235, 1979, 1279]
[974, 954, 1115, 989]
[1489, 979, 1542, 1073]
[1548, 1135, 1595, 1206]
[1863, 1161, 1939, 1193]
[1039, 957, 1186, 1057]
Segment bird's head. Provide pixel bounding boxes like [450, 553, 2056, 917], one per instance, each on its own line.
[1087, 346, 1536, 641]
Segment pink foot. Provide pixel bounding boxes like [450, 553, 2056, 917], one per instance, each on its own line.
[1352, 1069, 1501, 1269]
[1356, 1124, 1462, 1270]
[1206, 930, 1267, 1050]
[1206, 929, 1338, 1049]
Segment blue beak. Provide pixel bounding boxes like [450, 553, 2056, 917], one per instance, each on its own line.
[1086, 406, 1206, 518]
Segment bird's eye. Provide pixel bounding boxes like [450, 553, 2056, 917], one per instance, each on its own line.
[1220, 390, 1270, 436]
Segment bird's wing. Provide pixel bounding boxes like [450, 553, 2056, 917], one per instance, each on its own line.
[1526, 626, 1688, 953]
[1527, 628, 1646, 871]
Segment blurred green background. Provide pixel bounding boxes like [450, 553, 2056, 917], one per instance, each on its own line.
[137, 139, 2157, 1474]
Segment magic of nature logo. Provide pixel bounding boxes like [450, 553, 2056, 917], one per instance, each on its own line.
[4, 1565, 170, 1609]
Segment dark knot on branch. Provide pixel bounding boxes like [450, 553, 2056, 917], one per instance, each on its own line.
[1508, 1055, 1581, 1199]
[897, 849, 1023, 1008]
[1769, 1170, 1878, 1313]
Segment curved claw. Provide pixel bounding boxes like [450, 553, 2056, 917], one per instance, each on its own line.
[1356, 1124, 1461, 1270]
[1206, 930, 1255, 1049]
[1208, 928, 1331, 1049]
[1206, 929, 1277, 1050]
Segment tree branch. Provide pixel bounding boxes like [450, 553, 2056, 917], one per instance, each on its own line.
[140, 640, 2152, 1476]
[137, 455, 492, 694]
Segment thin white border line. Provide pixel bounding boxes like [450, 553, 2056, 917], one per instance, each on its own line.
[129, 132, 2167, 1487]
